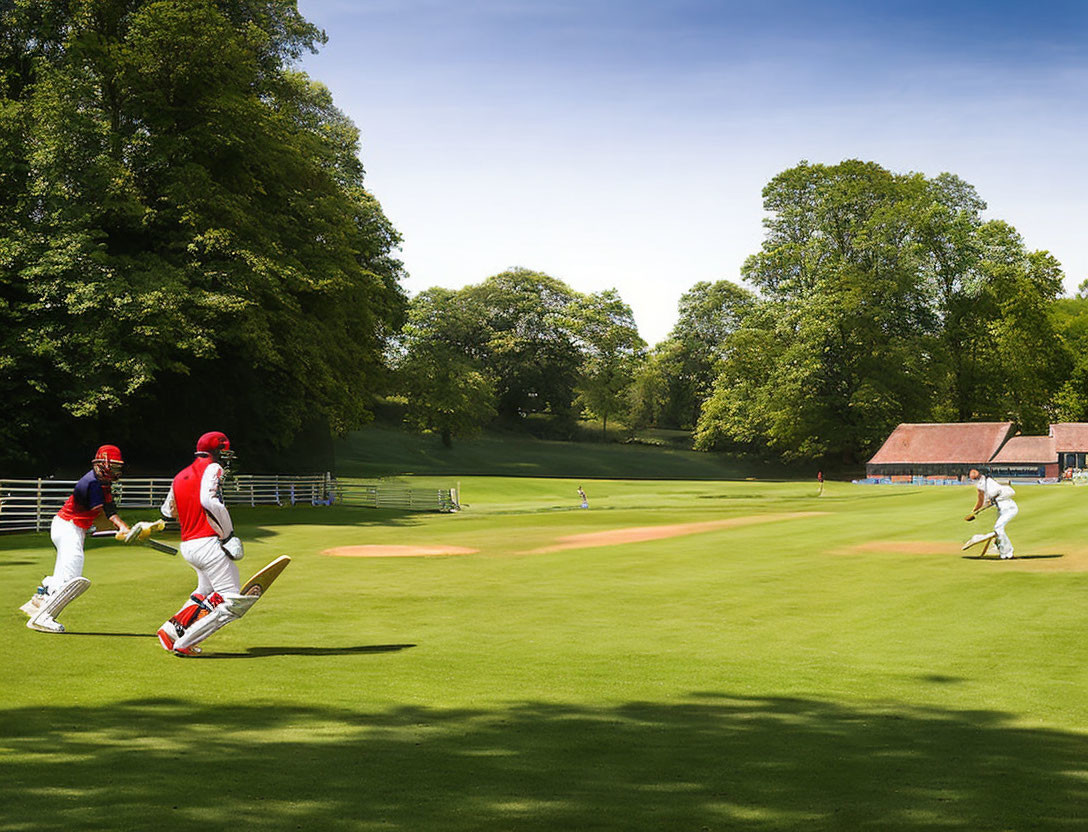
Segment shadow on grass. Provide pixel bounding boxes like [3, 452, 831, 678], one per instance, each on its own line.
[1, 694, 1085, 831]
[236, 505, 429, 542]
[917, 673, 964, 684]
[200, 643, 416, 659]
[696, 494, 764, 500]
[961, 554, 1065, 561]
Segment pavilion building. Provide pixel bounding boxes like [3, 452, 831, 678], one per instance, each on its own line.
[988, 435, 1059, 480]
[865, 422, 1015, 480]
[1049, 423, 1088, 471]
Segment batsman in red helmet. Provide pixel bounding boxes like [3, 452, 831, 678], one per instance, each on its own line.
[21, 445, 133, 633]
[156, 431, 249, 656]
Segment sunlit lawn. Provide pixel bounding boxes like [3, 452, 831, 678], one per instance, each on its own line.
[2, 478, 1086, 830]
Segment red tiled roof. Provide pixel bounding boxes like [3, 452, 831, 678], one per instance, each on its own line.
[868, 422, 1015, 465]
[1049, 423, 1088, 452]
[990, 435, 1057, 463]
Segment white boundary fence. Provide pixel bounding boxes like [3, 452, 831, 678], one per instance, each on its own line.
[333, 479, 458, 512]
[0, 474, 456, 533]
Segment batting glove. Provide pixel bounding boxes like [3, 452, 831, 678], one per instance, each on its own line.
[221, 534, 245, 561]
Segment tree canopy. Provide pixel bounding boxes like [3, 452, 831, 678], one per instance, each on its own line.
[0, 0, 405, 471]
[572, 289, 644, 437]
[396, 287, 496, 448]
[694, 160, 1070, 463]
[392, 269, 644, 445]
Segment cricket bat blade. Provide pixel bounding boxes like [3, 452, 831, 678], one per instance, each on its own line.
[241, 555, 291, 597]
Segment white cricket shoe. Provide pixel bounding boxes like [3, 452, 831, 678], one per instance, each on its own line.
[27, 613, 65, 633]
[1000, 552, 1015, 560]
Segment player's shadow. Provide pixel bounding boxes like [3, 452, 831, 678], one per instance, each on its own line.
[198, 643, 416, 659]
[962, 554, 1065, 561]
[695, 494, 762, 500]
[917, 673, 964, 684]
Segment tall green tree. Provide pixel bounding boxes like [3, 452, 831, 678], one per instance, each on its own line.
[1052, 294, 1088, 422]
[572, 289, 645, 437]
[697, 161, 939, 461]
[646, 280, 755, 429]
[0, 0, 405, 470]
[914, 172, 988, 421]
[628, 343, 677, 431]
[969, 222, 1069, 431]
[393, 272, 647, 441]
[462, 268, 583, 425]
[396, 288, 496, 447]
[695, 160, 1067, 463]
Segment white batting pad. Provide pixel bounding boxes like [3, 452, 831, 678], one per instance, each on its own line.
[222, 592, 259, 618]
[36, 577, 91, 620]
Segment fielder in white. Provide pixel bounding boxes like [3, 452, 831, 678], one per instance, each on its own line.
[156, 431, 249, 656]
[967, 468, 1018, 559]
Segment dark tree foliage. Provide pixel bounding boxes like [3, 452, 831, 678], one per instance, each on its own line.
[0, 0, 405, 472]
[396, 288, 496, 448]
[462, 268, 584, 425]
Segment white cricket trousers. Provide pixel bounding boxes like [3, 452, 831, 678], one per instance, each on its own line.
[46, 515, 87, 592]
[993, 499, 1018, 556]
[180, 536, 241, 596]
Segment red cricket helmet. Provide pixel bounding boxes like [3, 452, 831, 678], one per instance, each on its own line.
[92, 444, 124, 481]
[196, 431, 235, 467]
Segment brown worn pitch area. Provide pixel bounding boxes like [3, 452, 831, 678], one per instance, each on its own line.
[323, 512, 826, 558]
[324, 545, 479, 558]
[836, 540, 952, 555]
[840, 540, 1088, 572]
[522, 512, 827, 554]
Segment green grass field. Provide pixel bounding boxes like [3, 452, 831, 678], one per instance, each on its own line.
[3, 478, 1087, 830]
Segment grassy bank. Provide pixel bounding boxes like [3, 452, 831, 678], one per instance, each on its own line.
[334, 425, 793, 480]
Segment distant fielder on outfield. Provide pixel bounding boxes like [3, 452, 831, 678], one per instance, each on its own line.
[965, 468, 1018, 559]
[21, 445, 137, 633]
[156, 431, 250, 656]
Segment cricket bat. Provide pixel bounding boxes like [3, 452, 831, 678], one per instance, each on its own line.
[965, 503, 995, 522]
[961, 531, 996, 553]
[241, 555, 291, 597]
[92, 520, 177, 556]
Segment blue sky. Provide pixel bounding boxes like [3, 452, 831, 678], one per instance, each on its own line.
[296, 0, 1088, 344]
